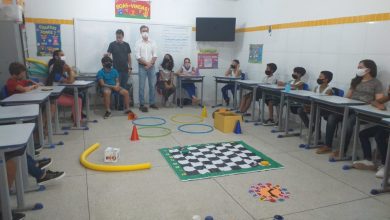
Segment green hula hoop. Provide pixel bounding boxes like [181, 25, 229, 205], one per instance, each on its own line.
[170, 114, 204, 124]
[137, 126, 172, 138]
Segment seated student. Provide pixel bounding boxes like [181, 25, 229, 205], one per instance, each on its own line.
[175, 58, 200, 105]
[157, 54, 176, 104]
[239, 63, 278, 118]
[316, 59, 384, 158]
[26, 154, 65, 185]
[97, 56, 133, 119]
[353, 85, 390, 177]
[48, 49, 65, 71]
[297, 71, 333, 134]
[46, 60, 83, 124]
[6, 62, 39, 95]
[221, 59, 242, 106]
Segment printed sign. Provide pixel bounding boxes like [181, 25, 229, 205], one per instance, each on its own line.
[35, 24, 61, 56]
[198, 53, 218, 69]
[115, 0, 151, 19]
[249, 44, 263, 64]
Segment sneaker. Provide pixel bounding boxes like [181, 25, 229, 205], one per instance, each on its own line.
[123, 109, 133, 114]
[352, 159, 376, 170]
[192, 97, 200, 105]
[265, 118, 276, 125]
[139, 105, 148, 112]
[103, 111, 112, 119]
[150, 104, 159, 110]
[38, 158, 52, 170]
[225, 98, 230, 106]
[329, 150, 340, 158]
[37, 170, 65, 185]
[376, 165, 385, 178]
[316, 145, 332, 154]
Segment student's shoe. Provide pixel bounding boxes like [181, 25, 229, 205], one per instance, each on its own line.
[150, 104, 159, 110]
[35, 150, 41, 157]
[38, 158, 52, 170]
[265, 118, 276, 125]
[316, 145, 332, 154]
[225, 99, 230, 106]
[139, 105, 148, 112]
[35, 144, 43, 152]
[103, 111, 112, 119]
[352, 159, 376, 170]
[376, 165, 384, 178]
[192, 97, 200, 105]
[329, 150, 340, 158]
[123, 109, 133, 114]
[37, 170, 65, 185]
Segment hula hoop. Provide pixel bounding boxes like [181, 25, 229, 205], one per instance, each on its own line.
[132, 116, 166, 126]
[170, 114, 204, 124]
[138, 126, 172, 138]
[177, 124, 214, 134]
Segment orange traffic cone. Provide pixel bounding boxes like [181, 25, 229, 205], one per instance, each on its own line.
[130, 125, 140, 141]
[128, 112, 137, 120]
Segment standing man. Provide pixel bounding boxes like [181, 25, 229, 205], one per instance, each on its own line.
[135, 25, 158, 112]
[107, 29, 132, 109]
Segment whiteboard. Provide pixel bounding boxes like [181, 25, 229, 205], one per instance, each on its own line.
[74, 18, 192, 74]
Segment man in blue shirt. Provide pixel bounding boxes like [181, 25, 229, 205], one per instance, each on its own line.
[97, 56, 133, 118]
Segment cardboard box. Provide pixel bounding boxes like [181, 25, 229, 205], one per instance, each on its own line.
[104, 147, 120, 163]
[214, 111, 242, 133]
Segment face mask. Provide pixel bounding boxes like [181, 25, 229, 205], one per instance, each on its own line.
[292, 74, 298, 79]
[265, 70, 271, 75]
[104, 62, 112, 69]
[60, 56, 66, 61]
[317, 79, 324, 85]
[356, 68, 366, 77]
[141, 32, 149, 38]
[184, 63, 191, 69]
[230, 64, 235, 69]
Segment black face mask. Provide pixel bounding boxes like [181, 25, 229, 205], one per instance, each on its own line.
[104, 62, 112, 69]
[317, 79, 324, 85]
[292, 74, 298, 79]
[230, 65, 236, 69]
[265, 70, 272, 75]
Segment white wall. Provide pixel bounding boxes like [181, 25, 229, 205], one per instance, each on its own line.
[235, 0, 390, 92]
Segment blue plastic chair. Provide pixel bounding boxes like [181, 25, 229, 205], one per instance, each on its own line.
[0, 85, 8, 100]
[303, 83, 309, 91]
[332, 87, 345, 97]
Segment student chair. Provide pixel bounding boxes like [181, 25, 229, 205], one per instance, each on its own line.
[0, 85, 8, 100]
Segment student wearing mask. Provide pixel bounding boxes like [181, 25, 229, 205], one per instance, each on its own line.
[221, 59, 241, 106]
[157, 54, 176, 105]
[175, 58, 200, 105]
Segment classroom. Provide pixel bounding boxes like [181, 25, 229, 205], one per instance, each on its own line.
[0, 0, 390, 219]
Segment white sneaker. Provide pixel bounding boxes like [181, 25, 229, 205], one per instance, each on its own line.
[376, 166, 384, 179]
[352, 159, 376, 170]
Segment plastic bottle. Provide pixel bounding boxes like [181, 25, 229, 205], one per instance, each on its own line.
[285, 83, 291, 92]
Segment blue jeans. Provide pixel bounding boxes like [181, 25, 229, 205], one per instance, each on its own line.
[359, 126, 389, 164]
[221, 83, 235, 101]
[27, 154, 44, 181]
[325, 113, 356, 152]
[182, 83, 196, 98]
[138, 64, 156, 106]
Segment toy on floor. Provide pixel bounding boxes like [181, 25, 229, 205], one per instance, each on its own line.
[234, 120, 242, 134]
[201, 106, 208, 118]
[80, 143, 151, 171]
[127, 112, 137, 120]
[177, 123, 214, 134]
[212, 108, 228, 119]
[138, 126, 172, 138]
[160, 141, 283, 181]
[249, 183, 290, 203]
[130, 125, 140, 141]
[214, 109, 243, 133]
[104, 147, 120, 163]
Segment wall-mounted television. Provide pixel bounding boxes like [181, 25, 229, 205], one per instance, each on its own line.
[196, 17, 236, 42]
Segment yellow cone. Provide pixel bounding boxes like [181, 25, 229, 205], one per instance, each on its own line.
[201, 106, 208, 118]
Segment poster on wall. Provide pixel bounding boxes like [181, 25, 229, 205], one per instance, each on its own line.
[115, 0, 151, 19]
[248, 44, 263, 64]
[198, 50, 218, 69]
[35, 24, 61, 56]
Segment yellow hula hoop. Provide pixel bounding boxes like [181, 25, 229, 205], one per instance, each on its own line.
[170, 114, 204, 124]
[80, 143, 152, 172]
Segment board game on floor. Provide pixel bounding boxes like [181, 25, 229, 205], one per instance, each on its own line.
[159, 141, 284, 181]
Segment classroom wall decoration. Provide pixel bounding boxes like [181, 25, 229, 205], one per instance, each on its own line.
[115, 0, 151, 19]
[198, 50, 218, 69]
[35, 24, 61, 56]
[248, 44, 263, 64]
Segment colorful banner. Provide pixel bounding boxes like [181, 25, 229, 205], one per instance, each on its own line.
[35, 24, 61, 56]
[198, 53, 218, 69]
[115, 0, 151, 19]
[249, 44, 263, 64]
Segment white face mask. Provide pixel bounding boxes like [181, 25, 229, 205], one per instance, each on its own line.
[356, 68, 367, 77]
[141, 32, 149, 39]
[60, 56, 66, 61]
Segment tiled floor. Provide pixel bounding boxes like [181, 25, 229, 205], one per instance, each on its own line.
[23, 106, 390, 220]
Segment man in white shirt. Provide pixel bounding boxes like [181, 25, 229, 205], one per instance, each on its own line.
[135, 25, 158, 112]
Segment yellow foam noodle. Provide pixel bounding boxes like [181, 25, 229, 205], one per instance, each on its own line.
[26, 58, 48, 67]
[80, 143, 151, 172]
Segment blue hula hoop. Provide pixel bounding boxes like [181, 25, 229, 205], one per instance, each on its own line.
[177, 124, 214, 134]
[132, 116, 167, 126]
